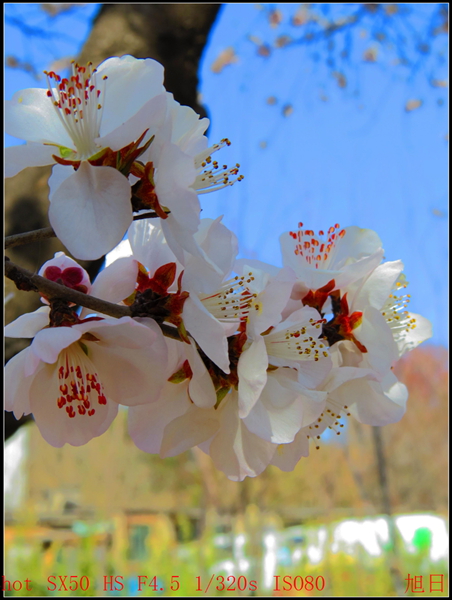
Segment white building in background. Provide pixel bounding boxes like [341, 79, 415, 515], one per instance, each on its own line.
[5, 427, 29, 513]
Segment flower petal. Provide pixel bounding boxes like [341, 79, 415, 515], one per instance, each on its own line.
[5, 347, 36, 417]
[128, 219, 179, 276]
[161, 214, 202, 264]
[247, 267, 295, 336]
[270, 431, 310, 472]
[31, 326, 82, 363]
[96, 55, 165, 137]
[49, 161, 132, 260]
[96, 93, 167, 151]
[6, 88, 74, 146]
[185, 339, 217, 408]
[209, 398, 277, 481]
[87, 318, 168, 405]
[332, 372, 407, 426]
[160, 406, 219, 457]
[183, 295, 230, 373]
[396, 312, 433, 357]
[244, 373, 304, 444]
[128, 381, 190, 454]
[87, 257, 138, 310]
[5, 143, 57, 178]
[237, 338, 268, 418]
[30, 362, 118, 447]
[354, 307, 399, 374]
[352, 260, 404, 310]
[5, 306, 50, 338]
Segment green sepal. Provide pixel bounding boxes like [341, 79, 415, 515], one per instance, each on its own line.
[215, 386, 230, 408]
[59, 146, 76, 159]
[168, 366, 190, 384]
[79, 341, 89, 356]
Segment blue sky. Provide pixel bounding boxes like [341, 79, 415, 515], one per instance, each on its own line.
[5, 3, 448, 346]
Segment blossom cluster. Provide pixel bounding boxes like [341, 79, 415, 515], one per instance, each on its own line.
[5, 56, 432, 481]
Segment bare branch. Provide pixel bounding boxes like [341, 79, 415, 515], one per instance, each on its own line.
[4, 257, 183, 342]
[5, 226, 56, 250]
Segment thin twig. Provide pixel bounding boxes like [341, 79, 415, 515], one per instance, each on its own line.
[5, 227, 56, 249]
[4, 257, 182, 342]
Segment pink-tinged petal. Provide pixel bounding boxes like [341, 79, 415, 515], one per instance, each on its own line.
[352, 260, 404, 310]
[237, 338, 268, 418]
[280, 297, 304, 321]
[30, 362, 118, 447]
[88, 343, 163, 406]
[6, 88, 73, 146]
[270, 431, 310, 472]
[81, 316, 163, 350]
[160, 406, 219, 457]
[89, 257, 138, 306]
[240, 265, 270, 295]
[183, 295, 230, 373]
[166, 93, 209, 155]
[209, 398, 277, 481]
[182, 218, 238, 294]
[335, 249, 384, 290]
[128, 219, 178, 275]
[248, 267, 295, 336]
[5, 347, 36, 416]
[185, 339, 217, 408]
[49, 162, 132, 260]
[31, 327, 82, 363]
[281, 227, 384, 296]
[295, 356, 333, 390]
[95, 56, 165, 137]
[332, 226, 383, 266]
[268, 370, 327, 427]
[234, 258, 281, 278]
[24, 350, 42, 378]
[331, 340, 363, 368]
[161, 214, 202, 265]
[322, 366, 378, 393]
[164, 183, 201, 233]
[165, 337, 188, 376]
[5, 306, 50, 338]
[88, 319, 168, 405]
[5, 143, 57, 178]
[244, 373, 303, 444]
[298, 389, 329, 427]
[270, 305, 322, 334]
[96, 94, 167, 151]
[331, 372, 407, 426]
[105, 239, 132, 266]
[354, 307, 399, 374]
[48, 164, 72, 203]
[128, 381, 190, 454]
[195, 217, 239, 280]
[155, 141, 198, 191]
[396, 312, 432, 357]
[182, 253, 225, 295]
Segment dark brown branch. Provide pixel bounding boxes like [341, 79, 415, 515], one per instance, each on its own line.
[5, 212, 161, 250]
[5, 226, 55, 249]
[4, 257, 182, 342]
